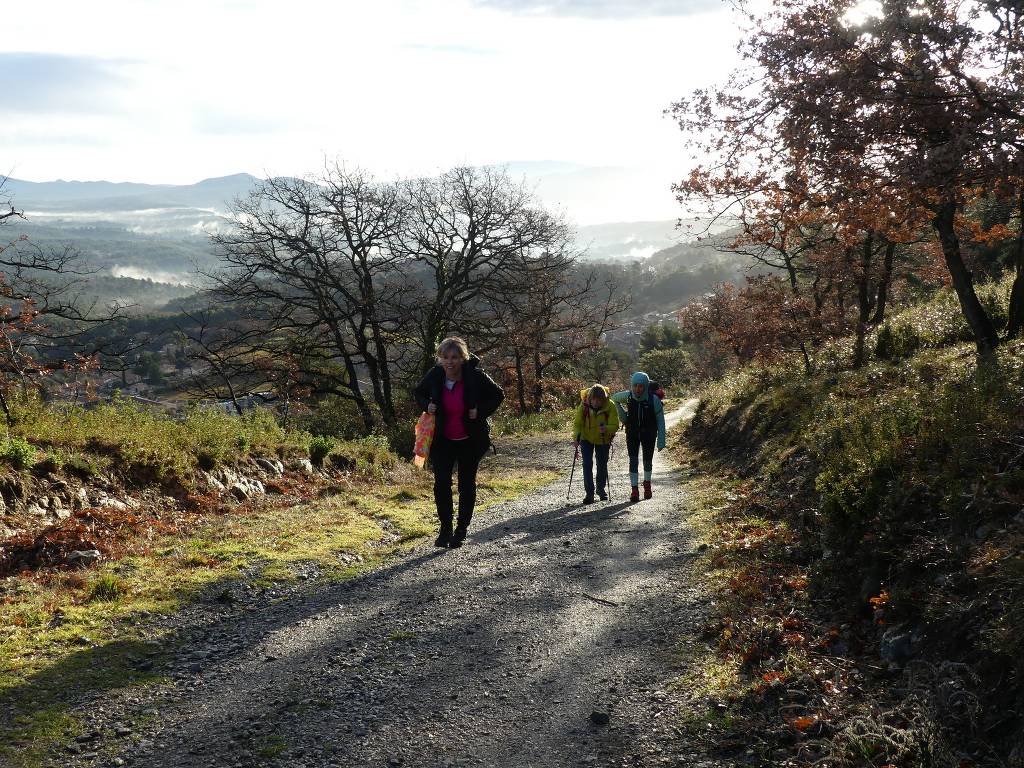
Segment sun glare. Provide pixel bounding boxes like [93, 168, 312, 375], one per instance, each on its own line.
[843, 0, 883, 26]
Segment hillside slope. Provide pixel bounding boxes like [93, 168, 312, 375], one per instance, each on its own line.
[676, 285, 1024, 766]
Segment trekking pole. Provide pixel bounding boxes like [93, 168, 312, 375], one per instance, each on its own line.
[607, 441, 614, 502]
[566, 440, 580, 502]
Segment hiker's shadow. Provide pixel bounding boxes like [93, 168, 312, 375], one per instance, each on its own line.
[470, 499, 636, 546]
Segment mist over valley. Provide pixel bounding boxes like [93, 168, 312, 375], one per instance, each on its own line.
[5, 165, 743, 314]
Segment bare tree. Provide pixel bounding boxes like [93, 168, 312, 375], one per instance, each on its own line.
[208, 167, 408, 430]
[203, 164, 628, 425]
[487, 249, 629, 412]
[176, 307, 273, 415]
[0, 186, 137, 423]
[393, 166, 576, 377]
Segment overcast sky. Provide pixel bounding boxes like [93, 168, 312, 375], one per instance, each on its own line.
[3, 0, 741, 219]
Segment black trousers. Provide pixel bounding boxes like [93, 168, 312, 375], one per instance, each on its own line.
[431, 437, 481, 530]
[626, 430, 656, 480]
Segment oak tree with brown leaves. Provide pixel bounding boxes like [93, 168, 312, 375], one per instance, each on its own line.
[673, 0, 1024, 356]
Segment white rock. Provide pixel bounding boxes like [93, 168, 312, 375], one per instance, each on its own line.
[230, 478, 265, 501]
[256, 458, 285, 477]
[66, 549, 101, 566]
[204, 472, 226, 492]
[290, 458, 315, 475]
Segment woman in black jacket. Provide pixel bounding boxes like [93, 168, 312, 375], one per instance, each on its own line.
[414, 337, 504, 548]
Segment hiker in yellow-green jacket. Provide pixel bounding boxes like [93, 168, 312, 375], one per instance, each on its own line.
[572, 384, 620, 504]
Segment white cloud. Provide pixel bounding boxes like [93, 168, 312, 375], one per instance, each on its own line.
[469, 0, 721, 17]
[4, 0, 742, 223]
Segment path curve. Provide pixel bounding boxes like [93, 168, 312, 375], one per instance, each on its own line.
[62, 402, 720, 768]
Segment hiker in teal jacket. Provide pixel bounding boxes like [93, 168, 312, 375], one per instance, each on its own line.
[610, 372, 666, 502]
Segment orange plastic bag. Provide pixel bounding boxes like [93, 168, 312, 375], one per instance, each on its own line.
[412, 412, 436, 468]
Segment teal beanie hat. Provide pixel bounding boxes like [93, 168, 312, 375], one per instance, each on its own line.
[630, 371, 650, 400]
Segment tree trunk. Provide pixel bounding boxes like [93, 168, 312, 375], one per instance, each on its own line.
[799, 341, 813, 376]
[369, 323, 396, 425]
[223, 374, 243, 416]
[419, 316, 444, 384]
[932, 201, 1000, 354]
[362, 350, 395, 427]
[782, 249, 799, 293]
[513, 349, 527, 414]
[326, 324, 376, 430]
[341, 352, 375, 431]
[853, 233, 874, 369]
[871, 241, 896, 325]
[0, 388, 12, 430]
[1005, 189, 1024, 339]
[531, 349, 543, 413]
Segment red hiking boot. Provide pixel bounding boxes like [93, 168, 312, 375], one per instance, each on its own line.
[643, 481, 653, 499]
[630, 486, 640, 503]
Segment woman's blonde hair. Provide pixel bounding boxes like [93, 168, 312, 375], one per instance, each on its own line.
[437, 336, 470, 361]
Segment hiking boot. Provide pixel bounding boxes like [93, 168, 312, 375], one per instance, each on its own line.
[630, 486, 640, 503]
[435, 525, 452, 547]
[449, 526, 468, 548]
[643, 481, 653, 500]
[583, 494, 596, 504]
[598, 490, 608, 501]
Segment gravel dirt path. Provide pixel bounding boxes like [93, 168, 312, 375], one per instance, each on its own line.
[55, 403, 723, 768]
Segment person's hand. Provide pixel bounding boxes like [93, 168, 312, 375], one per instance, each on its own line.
[468, 407, 478, 419]
[427, 403, 437, 415]
[599, 424, 606, 434]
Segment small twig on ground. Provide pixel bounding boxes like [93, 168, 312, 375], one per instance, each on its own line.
[581, 592, 620, 607]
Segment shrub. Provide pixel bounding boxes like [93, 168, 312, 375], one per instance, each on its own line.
[381, 423, 415, 459]
[325, 436, 396, 477]
[874, 273, 1013, 356]
[296, 396, 366, 440]
[638, 347, 694, 391]
[8, 397, 308, 485]
[875, 322, 921, 361]
[195, 451, 219, 471]
[327, 452, 355, 471]
[309, 435, 335, 467]
[65, 454, 100, 480]
[87, 575, 125, 602]
[32, 452, 63, 476]
[3, 437, 36, 470]
[491, 409, 571, 437]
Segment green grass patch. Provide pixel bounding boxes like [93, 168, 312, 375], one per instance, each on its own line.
[86, 574, 126, 603]
[491, 409, 572, 437]
[256, 734, 288, 758]
[7, 395, 321, 484]
[1, 707, 79, 768]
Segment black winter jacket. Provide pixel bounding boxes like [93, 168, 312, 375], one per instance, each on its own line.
[413, 355, 504, 459]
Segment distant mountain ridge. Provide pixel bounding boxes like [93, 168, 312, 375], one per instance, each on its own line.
[4, 173, 262, 213]
[4, 161, 685, 225]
